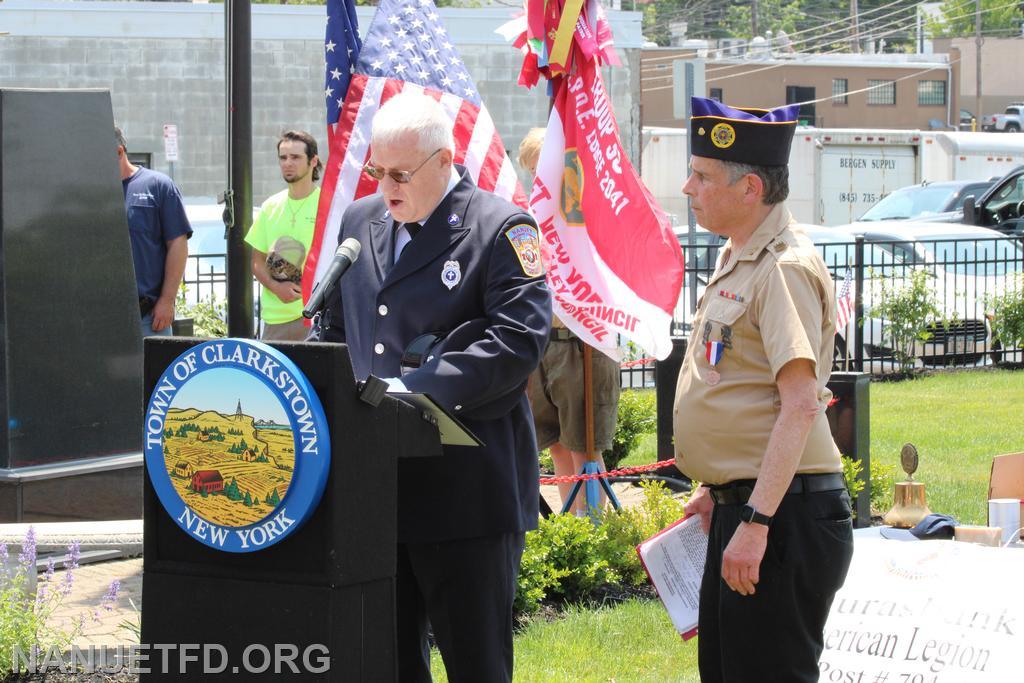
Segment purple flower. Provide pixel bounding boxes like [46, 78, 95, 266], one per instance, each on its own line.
[18, 526, 36, 567]
[64, 540, 80, 572]
[36, 556, 57, 606]
[0, 541, 8, 565]
[59, 567, 75, 597]
[101, 579, 121, 610]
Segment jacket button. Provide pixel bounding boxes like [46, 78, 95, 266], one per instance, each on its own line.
[378, 305, 388, 316]
[374, 343, 385, 355]
[454, 405, 462, 411]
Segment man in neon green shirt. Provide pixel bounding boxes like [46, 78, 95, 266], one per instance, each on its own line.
[246, 130, 322, 341]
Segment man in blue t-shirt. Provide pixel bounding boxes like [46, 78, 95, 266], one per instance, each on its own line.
[116, 127, 191, 337]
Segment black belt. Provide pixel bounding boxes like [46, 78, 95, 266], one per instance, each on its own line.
[140, 296, 156, 317]
[550, 328, 577, 342]
[709, 472, 846, 506]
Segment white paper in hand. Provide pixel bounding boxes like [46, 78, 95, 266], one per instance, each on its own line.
[636, 515, 709, 640]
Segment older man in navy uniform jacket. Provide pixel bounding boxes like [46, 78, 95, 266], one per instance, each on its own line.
[320, 92, 551, 682]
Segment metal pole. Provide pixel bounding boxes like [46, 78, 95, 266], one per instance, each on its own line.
[226, 0, 254, 338]
[975, 0, 983, 124]
[854, 236, 865, 372]
[751, 0, 759, 39]
[851, 0, 860, 54]
[685, 62, 698, 316]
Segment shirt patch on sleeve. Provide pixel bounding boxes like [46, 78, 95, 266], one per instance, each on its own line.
[505, 224, 543, 277]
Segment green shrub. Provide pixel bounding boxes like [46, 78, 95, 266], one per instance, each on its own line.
[987, 273, 1024, 351]
[516, 513, 617, 613]
[175, 287, 227, 338]
[870, 460, 898, 515]
[538, 449, 553, 474]
[595, 481, 686, 586]
[870, 268, 947, 372]
[606, 389, 657, 469]
[841, 456, 865, 515]
[514, 533, 565, 615]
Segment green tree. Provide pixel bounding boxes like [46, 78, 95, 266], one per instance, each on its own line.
[928, 0, 1024, 38]
[244, 491, 253, 507]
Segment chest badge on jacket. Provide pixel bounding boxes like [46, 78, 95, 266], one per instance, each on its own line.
[442, 260, 462, 290]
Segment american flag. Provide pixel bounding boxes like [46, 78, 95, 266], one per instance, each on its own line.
[836, 267, 854, 331]
[324, 0, 362, 126]
[304, 0, 527, 297]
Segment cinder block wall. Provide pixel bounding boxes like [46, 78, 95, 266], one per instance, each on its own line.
[0, 2, 641, 204]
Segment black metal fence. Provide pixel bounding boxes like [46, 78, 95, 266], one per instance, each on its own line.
[619, 231, 1024, 386]
[183, 233, 1024, 386]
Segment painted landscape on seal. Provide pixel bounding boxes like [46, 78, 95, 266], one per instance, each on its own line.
[162, 404, 295, 528]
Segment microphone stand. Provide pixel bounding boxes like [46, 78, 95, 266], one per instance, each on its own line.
[301, 279, 338, 341]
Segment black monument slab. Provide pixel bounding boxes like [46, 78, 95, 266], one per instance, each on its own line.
[142, 337, 440, 680]
[0, 89, 143, 522]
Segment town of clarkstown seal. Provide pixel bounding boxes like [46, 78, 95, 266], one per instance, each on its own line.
[144, 339, 330, 553]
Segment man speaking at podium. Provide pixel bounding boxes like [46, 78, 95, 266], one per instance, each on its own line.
[320, 92, 551, 682]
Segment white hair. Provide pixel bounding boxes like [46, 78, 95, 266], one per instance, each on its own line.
[371, 92, 454, 152]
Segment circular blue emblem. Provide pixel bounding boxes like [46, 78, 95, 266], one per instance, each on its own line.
[144, 339, 330, 553]
[447, 213, 460, 225]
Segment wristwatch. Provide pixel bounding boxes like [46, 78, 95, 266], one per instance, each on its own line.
[740, 504, 773, 527]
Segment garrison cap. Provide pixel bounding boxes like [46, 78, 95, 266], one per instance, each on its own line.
[690, 97, 800, 166]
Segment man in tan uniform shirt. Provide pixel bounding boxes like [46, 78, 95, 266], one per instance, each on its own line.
[673, 97, 854, 682]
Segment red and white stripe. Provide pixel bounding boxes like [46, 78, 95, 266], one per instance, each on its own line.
[836, 268, 854, 331]
[303, 75, 525, 299]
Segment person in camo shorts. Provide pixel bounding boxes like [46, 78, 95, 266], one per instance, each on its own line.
[518, 127, 622, 516]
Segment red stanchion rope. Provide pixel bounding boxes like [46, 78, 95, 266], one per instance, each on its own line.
[541, 459, 676, 485]
[537, 398, 840, 485]
[620, 357, 656, 368]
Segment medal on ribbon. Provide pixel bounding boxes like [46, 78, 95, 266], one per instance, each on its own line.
[705, 340, 724, 386]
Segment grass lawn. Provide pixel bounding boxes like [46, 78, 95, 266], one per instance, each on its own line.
[429, 369, 1022, 680]
[867, 368, 1023, 525]
[430, 599, 699, 682]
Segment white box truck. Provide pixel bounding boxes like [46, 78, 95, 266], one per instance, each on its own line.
[641, 126, 924, 228]
[787, 129, 923, 226]
[640, 126, 689, 228]
[919, 131, 1024, 183]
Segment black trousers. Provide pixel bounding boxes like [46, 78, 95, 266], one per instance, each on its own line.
[698, 488, 854, 683]
[395, 531, 525, 683]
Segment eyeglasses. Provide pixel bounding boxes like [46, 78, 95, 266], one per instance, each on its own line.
[363, 148, 443, 184]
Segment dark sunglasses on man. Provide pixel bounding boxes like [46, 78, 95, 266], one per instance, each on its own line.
[362, 148, 442, 184]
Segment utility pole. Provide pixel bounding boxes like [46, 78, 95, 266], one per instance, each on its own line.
[975, 0, 983, 121]
[752, 0, 759, 39]
[851, 0, 861, 53]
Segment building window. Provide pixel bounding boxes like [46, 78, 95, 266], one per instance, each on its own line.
[867, 80, 896, 105]
[709, 88, 723, 102]
[832, 79, 848, 105]
[918, 80, 947, 106]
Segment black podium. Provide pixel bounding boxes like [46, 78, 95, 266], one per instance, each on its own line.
[141, 337, 440, 680]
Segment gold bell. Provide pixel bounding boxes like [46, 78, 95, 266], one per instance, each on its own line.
[883, 443, 932, 529]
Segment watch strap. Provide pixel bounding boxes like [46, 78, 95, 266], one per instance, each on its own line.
[741, 503, 773, 527]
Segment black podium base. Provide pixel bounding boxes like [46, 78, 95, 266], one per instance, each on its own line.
[141, 573, 394, 680]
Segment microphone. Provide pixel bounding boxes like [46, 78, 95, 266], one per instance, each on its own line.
[302, 238, 361, 319]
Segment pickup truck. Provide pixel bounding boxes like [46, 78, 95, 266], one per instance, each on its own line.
[961, 165, 1024, 235]
[887, 165, 1024, 236]
[981, 103, 1023, 133]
